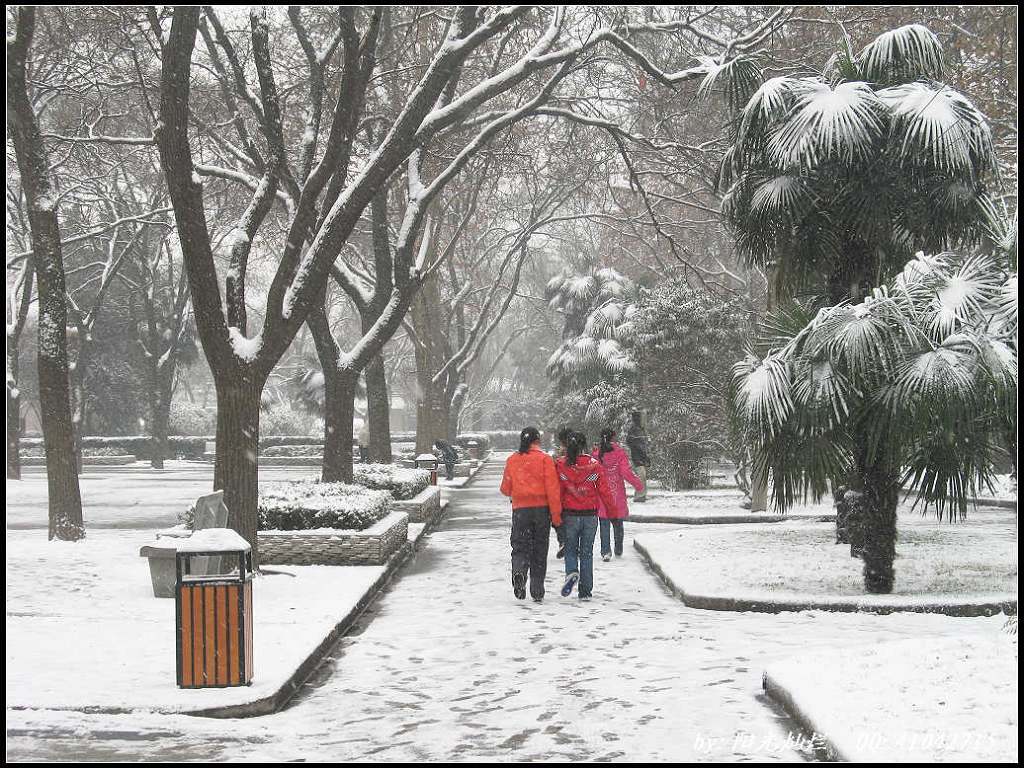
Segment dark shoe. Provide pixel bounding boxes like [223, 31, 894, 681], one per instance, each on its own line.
[601, 553, 611, 562]
[512, 572, 527, 600]
[579, 593, 592, 601]
[561, 571, 579, 597]
[556, 543, 565, 559]
[532, 596, 543, 603]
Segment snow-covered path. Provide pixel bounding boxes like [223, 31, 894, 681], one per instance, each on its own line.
[6, 461, 1001, 761]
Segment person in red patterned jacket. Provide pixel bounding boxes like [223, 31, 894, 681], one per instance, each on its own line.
[555, 431, 616, 600]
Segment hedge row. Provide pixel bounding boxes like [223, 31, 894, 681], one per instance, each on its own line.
[353, 463, 430, 500]
[257, 481, 392, 531]
[20, 435, 206, 459]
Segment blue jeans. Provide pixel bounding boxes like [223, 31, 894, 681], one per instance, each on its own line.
[563, 513, 598, 597]
[599, 518, 624, 557]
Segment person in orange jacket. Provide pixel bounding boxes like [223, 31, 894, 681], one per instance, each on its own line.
[500, 426, 562, 602]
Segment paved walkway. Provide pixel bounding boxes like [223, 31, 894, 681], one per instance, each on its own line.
[6, 461, 986, 761]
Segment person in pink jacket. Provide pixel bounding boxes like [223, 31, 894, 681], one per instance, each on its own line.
[592, 428, 644, 560]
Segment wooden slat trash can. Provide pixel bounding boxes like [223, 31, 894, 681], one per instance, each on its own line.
[175, 529, 254, 688]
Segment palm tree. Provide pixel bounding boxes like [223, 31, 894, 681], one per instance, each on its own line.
[545, 266, 638, 389]
[716, 23, 998, 300]
[732, 252, 1017, 592]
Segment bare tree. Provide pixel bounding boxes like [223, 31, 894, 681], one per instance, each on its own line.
[6, 6, 84, 539]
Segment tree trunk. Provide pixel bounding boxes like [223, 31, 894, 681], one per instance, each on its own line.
[364, 353, 392, 463]
[321, 367, 358, 483]
[748, 459, 769, 512]
[212, 377, 262, 562]
[7, 344, 22, 480]
[448, 382, 468, 442]
[7, 7, 84, 539]
[415, 382, 450, 454]
[149, 380, 173, 469]
[859, 460, 899, 594]
[68, 332, 86, 474]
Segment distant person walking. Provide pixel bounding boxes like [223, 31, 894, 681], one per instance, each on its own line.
[499, 427, 562, 602]
[593, 428, 644, 560]
[555, 431, 615, 601]
[625, 412, 650, 503]
[433, 439, 459, 481]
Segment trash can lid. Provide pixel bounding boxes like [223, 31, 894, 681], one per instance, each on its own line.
[415, 453, 438, 462]
[176, 528, 251, 553]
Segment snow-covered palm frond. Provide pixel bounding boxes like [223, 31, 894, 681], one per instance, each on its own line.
[792, 357, 850, 429]
[696, 54, 763, 110]
[564, 275, 597, 300]
[749, 175, 814, 223]
[974, 336, 1018, 386]
[732, 353, 794, 436]
[596, 338, 634, 373]
[858, 24, 944, 85]
[878, 83, 994, 175]
[769, 81, 885, 168]
[736, 77, 810, 151]
[884, 344, 978, 410]
[926, 256, 1001, 335]
[991, 274, 1017, 336]
[811, 297, 907, 379]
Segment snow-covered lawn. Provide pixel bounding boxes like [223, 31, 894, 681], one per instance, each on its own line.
[6, 464, 320, 530]
[5, 529, 384, 713]
[635, 506, 1017, 600]
[766, 633, 1018, 762]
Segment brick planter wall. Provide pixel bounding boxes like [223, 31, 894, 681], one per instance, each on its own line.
[258, 512, 408, 566]
[392, 486, 442, 524]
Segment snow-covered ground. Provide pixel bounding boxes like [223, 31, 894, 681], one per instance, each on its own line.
[635, 507, 1017, 600]
[5, 463, 1016, 761]
[766, 633, 1018, 761]
[6, 463, 320, 530]
[5, 528, 384, 713]
[629, 486, 833, 521]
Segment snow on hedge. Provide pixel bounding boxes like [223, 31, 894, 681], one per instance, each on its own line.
[353, 463, 430, 500]
[258, 481, 392, 531]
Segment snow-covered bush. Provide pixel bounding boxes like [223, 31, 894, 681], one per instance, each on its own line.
[257, 481, 392, 531]
[262, 444, 323, 457]
[353, 463, 430, 500]
[455, 432, 491, 451]
[168, 401, 217, 436]
[260, 402, 322, 437]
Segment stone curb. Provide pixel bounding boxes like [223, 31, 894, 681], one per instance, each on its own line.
[634, 539, 1017, 617]
[761, 670, 848, 762]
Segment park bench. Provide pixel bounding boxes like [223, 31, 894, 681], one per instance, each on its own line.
[139, 490, 230, 597]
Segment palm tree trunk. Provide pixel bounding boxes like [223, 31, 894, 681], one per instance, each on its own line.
[859, 460, 899, 594]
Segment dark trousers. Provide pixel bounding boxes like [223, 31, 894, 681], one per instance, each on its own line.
[511, 506, 551, 599]
[599, 518, 624, 556]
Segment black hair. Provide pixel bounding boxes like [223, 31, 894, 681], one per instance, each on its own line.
[518, 426, 541, 453]
[598, 428, 615, 463]
[566, 431, 588, 466]
[555, 424, 571, 447]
